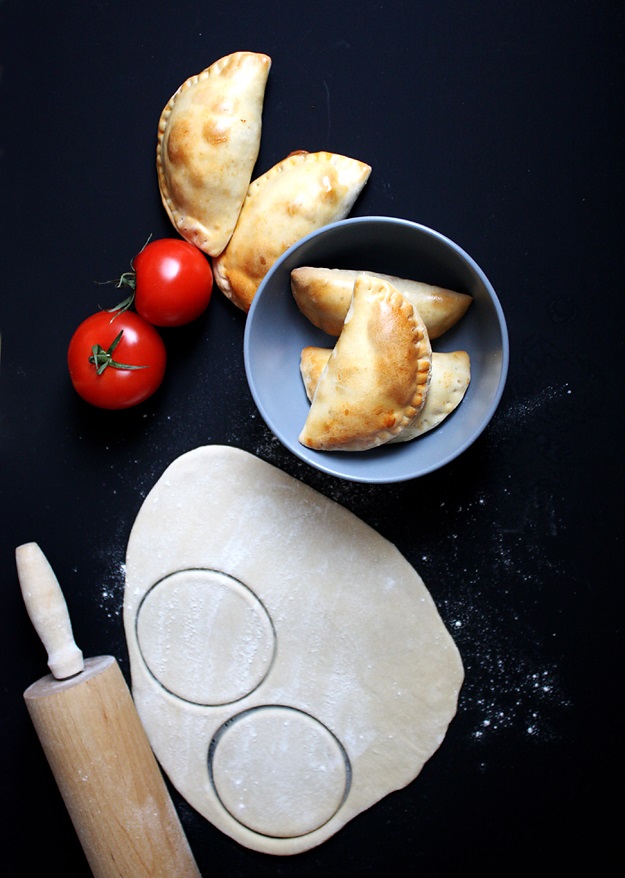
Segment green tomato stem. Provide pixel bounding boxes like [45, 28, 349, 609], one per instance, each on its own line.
[88, 330, 148, 374]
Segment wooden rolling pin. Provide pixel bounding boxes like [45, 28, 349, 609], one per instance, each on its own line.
[16, 542, 201, 878]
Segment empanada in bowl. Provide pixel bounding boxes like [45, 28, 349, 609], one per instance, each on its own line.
[157, 52, 271, 257]
[291, 266, 472, 338]
[213, 151, 371, 312]
[387, 350, 471, 441]
[298, 275, 431, 452]
[300, 347, 471, 440]
[299, 346, 333, 403]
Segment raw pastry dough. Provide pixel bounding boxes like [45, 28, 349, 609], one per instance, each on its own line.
[123, 445, 463, 856]
[291, 266, 472, 337]
[213, 151, 371, 311]
[301, 348, 471, 439]
[156, 52, 271, 257]
[299, 275, 431, 451]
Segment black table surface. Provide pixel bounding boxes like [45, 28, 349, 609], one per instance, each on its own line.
[1, 1, 623, 875]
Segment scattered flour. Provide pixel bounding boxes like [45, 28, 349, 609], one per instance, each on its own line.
[92, 380, 574, 754]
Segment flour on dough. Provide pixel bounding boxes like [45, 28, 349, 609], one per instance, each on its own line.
[123, 445, 463, 855]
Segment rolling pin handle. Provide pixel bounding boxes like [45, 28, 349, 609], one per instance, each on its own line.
[16, 542, 84, 679]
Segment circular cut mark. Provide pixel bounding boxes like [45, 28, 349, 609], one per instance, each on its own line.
[209, 705, 350, 838]
[136, 569, 276, 705]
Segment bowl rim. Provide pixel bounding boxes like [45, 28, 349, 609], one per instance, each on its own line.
[244, 215, 509, 483]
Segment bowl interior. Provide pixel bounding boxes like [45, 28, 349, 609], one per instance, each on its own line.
[244, 217, 508, 483]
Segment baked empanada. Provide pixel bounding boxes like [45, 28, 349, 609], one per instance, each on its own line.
[298, 275, 431, 452]
[301, 347, 470, 440]
[300, 346, 332, 403]
[213, 151, 371, 312]
[291, 266, 472, 338]
[388, 350, 471, 441]
[157, 52, 271, 257]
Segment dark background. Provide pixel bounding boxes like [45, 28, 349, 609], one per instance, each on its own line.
[1, 1, 623, 875]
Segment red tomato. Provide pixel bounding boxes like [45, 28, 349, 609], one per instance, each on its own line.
[132, 238, 213, 327]
[68, 310, 166, 409]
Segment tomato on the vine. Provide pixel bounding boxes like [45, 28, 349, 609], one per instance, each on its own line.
[68, 310, 166, 409]
[121, 238, 213, 327]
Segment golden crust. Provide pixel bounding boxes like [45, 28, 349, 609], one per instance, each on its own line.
[213, 151, 371, 311]
[302, 348, 471, 441]
[300, 346, 332, 402]
[298, 275, 432, 452]
[291, 266, 472, 338]
[156, 52, 271, 257]
[389, 350, 471, 441]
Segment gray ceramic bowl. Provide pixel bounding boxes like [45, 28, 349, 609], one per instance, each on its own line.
[244, 216, 508, 483]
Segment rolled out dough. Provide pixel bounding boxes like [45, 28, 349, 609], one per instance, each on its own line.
[123, 445, 463, 855]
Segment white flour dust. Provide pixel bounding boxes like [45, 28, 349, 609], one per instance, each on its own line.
[448, 588, 570, 749]
[95, 543, 127, 623]
[490, 381, 572, 441]
[90, 381, 574, 748]
[430, 484, 572, 747]
[247, 382, 575, 749]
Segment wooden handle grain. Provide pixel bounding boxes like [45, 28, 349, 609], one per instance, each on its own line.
[24, 655, 201, 878]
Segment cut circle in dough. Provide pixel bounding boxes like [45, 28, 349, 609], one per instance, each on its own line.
[209, 705, 350, 838]
[136, 569, 276, 706]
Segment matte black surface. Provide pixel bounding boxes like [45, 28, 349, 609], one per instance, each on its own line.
[1, 2, 623, 875]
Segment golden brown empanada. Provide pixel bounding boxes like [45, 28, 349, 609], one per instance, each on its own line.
[157, 52, 271, 257]
[300, 346, 332, 403]
[213, 151, 371, 312]
[298, 275, 431, 451]
[301, 347, 471, 439]
[388, 350, 471, 440]
[291, 266, 472, 337]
